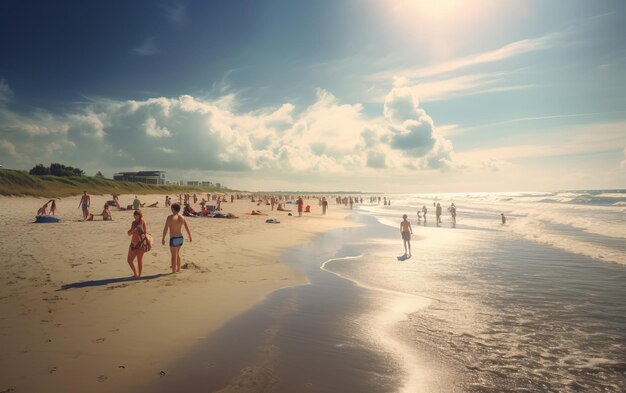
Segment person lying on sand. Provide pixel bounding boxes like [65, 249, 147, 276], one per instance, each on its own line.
[147, 201, 159, 208]
[250, 210, 267, 216]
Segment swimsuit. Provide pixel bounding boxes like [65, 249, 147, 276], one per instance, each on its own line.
[402, 232, 411, 241]
[169, 236, 184, 247]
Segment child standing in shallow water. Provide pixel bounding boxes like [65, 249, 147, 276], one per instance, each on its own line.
[162, 203, 192, 273]
[400, 214, 413, 258]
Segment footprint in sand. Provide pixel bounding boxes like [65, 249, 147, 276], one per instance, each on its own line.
[49, 367, 57, 374]
[92, 338, 106, 344]
[97, 375, 108, 382]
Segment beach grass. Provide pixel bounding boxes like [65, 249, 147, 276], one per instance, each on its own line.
[0, 168, 231, 197]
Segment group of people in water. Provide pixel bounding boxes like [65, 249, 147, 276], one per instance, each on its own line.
[414, 202, 457, 226]
[398, 202, 456, 258]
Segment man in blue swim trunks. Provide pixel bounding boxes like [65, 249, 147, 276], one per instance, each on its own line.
[162, 203, 193, 273]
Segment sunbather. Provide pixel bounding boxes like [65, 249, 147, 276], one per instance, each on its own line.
[277, 203, 291, 212]
[87, 204, 113, 221]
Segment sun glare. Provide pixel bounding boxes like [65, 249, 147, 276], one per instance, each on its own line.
[396, 0, 466, 20]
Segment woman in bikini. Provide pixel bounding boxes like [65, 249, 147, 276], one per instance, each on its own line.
[127, 210, 148, 277]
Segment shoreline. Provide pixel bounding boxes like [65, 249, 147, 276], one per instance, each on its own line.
[0, 194, 359, 393]
[144, 211, 450, 393]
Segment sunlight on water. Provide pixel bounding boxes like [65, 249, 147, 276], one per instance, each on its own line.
[324, 191, 626, 392]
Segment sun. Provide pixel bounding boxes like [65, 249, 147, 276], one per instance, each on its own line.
[391, 0, 466, 20]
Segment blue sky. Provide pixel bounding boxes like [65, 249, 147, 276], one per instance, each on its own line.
[0, 0, 625, 191]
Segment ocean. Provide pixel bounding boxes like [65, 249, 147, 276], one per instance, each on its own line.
[149, 190, 626, 393]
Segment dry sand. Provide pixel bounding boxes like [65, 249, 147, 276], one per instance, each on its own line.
[0, 194, 356, 393]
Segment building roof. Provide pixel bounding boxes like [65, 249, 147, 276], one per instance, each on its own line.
[114, 171, 165, 175]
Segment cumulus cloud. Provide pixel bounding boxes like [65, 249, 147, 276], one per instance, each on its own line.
[0, 81, 456, 176]
[383, 87, 454, 169]
[144, 117, 171, 138]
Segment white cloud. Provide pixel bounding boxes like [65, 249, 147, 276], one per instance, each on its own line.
[0, 139, 17, 157]
[369, 72, 533, 104]
[144, 117, 171, 138]
[383, 87, 455, 169]
[0, 81, 456, 177]
[455, 122, 626, 167]
[371, 33, 558, 81]
[132, 37, 161, 56]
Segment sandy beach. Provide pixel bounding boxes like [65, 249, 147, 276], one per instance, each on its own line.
[0, 194, 356, 393]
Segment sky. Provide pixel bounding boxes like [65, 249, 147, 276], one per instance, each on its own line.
[0, 0, 625, 192]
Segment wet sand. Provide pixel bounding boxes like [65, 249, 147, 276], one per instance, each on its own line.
[145, 213, 462, 393]
[0, 194, 356, 393]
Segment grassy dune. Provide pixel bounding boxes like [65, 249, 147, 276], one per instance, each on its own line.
[0, 169, 231, 197]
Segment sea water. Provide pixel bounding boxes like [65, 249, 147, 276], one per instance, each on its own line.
[343, 190, 626, 392]
[149, 190, 626, 393]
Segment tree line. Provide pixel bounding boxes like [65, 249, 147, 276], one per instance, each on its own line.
[29, 163, 86, 177]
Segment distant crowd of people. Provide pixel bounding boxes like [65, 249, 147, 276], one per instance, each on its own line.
[38, 191, 509, 273]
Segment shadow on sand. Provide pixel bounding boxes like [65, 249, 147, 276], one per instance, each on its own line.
[58, 274, 166, 290]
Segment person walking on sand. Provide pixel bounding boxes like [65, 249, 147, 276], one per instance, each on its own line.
[501, 213, 506, 225]
[322, 197, 328, 215]
[127, 210, 148, 277]
[400, 214, 413, 257]
[78, 191, 91, 220]
[297, 196, 304, 217]
[162, 203, 192, 273]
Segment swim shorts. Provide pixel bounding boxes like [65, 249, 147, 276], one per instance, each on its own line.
[169, 236, 184, 247]
[402, 232, 411, 241]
